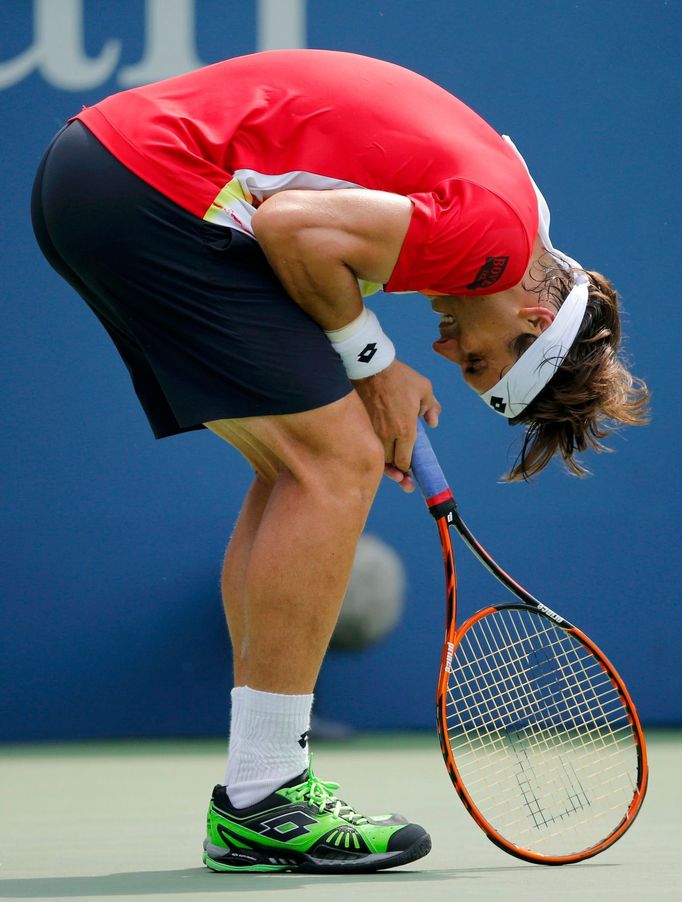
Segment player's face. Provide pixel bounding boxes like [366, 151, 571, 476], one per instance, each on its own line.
[430, 291, 548, 394]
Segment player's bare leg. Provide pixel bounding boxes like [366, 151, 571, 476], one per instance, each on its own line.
[213, 472, 274, 688]
[202, 392, 431, 872]
[205, 390, 384, 693]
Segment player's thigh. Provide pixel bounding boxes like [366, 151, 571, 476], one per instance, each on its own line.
[204, 418, 282, 483]
[205, 390, 384, 487]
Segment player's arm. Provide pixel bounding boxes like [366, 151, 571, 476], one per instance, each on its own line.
[251, 187, 410, 329]
[251, 188, 440, 486]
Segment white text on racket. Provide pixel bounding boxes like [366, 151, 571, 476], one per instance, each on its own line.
[536, 602, 565, 624]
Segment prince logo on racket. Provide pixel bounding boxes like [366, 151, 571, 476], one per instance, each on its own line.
[536, 603, 564, 625]
[33, 49, 649, 874]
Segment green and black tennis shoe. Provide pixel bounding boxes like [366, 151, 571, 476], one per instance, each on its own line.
[203, 766, 431, 873]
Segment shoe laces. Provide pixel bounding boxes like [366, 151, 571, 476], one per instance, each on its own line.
[288, 763, 368, 826]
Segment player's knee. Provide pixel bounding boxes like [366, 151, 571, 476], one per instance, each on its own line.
[318, 427, 384, 508]
[346, 427, 385, 486]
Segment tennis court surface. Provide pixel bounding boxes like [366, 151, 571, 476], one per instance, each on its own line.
[1, 731, 679, 902]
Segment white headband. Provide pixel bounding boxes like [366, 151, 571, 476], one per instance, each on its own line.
[479, 137, 589, 419]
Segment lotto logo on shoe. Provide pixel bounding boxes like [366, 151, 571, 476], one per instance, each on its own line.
[357, 343, 378, 364]
[258, 811, 318, 840]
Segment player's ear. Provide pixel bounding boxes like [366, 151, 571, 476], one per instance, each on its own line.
[519, 304, 555, 334]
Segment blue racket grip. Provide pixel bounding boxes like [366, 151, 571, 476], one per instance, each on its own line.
[411, 420, 457, 518]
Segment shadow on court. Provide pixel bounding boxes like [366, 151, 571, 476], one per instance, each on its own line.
[0, 864, 616, 898]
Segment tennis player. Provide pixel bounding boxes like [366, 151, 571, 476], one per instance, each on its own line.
[31, 50, 648, 873]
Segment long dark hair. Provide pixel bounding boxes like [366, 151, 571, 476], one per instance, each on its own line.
[506, 266, 650, 480]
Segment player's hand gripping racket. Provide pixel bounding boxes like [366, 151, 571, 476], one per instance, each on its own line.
[410, 421, 648, 865]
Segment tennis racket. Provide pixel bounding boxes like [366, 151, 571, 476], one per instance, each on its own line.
[410, 420, 648, 865]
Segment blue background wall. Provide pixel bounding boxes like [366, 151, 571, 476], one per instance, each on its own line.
[2, 0, 680, 741]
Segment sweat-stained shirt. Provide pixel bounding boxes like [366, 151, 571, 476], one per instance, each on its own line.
[74, 49, 539, 297]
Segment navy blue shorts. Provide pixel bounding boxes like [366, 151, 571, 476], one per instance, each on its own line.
[31, 121, 352, 438]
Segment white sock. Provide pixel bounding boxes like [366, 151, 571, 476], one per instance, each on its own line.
[225, 685, 313, 809]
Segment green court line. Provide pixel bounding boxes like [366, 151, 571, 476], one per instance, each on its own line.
[0, 728, 678, 758]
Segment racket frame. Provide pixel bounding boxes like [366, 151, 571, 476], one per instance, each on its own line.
[412, 423, 649, 865]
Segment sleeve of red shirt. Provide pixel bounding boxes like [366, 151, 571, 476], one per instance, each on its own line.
[384, 179, 533, 296]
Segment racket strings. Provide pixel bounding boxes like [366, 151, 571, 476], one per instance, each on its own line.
[455, 612, 628, 742]
[453, 619, 631, 758]
[444, 608, 639, 855]
[456, 613, 632, 778]
[449, 640, 627, 740]
[450, 633, 630, 774]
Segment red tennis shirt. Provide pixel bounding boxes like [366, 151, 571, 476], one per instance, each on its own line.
[75, 50, 538, 296]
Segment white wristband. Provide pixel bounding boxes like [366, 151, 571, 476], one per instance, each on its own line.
[325, 308, 395, 380]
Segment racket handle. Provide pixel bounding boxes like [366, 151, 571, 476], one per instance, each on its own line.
[411, 420, 457, 518]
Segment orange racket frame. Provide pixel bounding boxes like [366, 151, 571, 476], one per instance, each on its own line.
[410, 422, 648, 864]
[432, 511, 649, 864]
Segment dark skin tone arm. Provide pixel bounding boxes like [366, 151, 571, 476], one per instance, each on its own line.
[251, 189, 441, 489]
